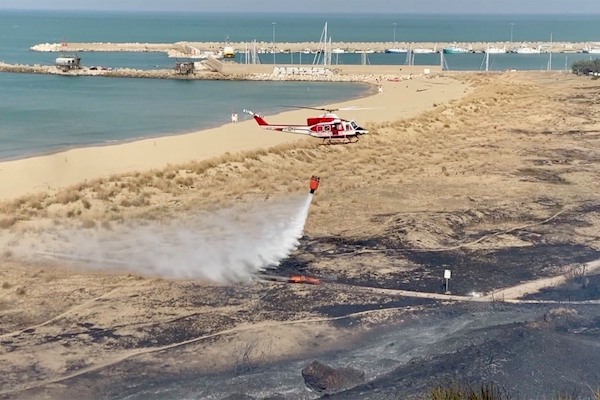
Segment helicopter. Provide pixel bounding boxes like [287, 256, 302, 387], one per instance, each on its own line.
[243, 106, 369, 145]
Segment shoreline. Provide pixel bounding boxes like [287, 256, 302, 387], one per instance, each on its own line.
[0, 71, 462, 200]
[0, 81, 377, 163]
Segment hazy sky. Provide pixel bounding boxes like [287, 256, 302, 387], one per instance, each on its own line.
[1, 0, 600, 14]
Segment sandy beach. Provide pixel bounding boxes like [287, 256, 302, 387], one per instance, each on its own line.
[2, 70, 600, 399]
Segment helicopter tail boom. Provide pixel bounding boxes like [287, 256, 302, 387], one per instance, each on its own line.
[243, 109, 269, 126]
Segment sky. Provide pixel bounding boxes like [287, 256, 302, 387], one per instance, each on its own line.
[1, 0, 600, 14]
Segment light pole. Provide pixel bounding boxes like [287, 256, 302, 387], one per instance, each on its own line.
[548, 32, 553, 71]
[272, 21, 276, 64]
[393, 22, 397, 43]
[510, 22, 515, 44]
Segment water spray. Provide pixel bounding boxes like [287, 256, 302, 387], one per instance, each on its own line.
[18, 176, 322, 284]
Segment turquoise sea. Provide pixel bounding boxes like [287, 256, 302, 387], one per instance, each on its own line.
[1, 11, 600, 160]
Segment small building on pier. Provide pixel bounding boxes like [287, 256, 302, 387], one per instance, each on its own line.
[174, 61, 195, 75]
[55, 56, 81, 72]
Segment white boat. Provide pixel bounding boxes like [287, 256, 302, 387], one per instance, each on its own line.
[515, 46, 541, 54]
[355, 49, 375, 54]
[583, 46, 600, 54]
[485, 46, 506, 54]
[385, 48, 408, 53]
[412, 47, 437, 54]
[222, 46, 236, 58]
[443, 46, 470, 54]
[331, 48, 346, 54]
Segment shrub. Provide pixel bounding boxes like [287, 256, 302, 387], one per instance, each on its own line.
[429, 382, 509, 400]
[56, 189, 81, 204]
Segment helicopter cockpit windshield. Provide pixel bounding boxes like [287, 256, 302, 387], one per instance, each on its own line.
[350, 121, 369, 135]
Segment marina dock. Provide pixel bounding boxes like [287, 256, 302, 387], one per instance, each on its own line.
[31, 41, 600, 56]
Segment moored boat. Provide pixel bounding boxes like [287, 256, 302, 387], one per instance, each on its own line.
[583, 46, 600, 54]
[222, 46, 235, 58]
[443, 46, 470, 54]
[385, 48, 408, 53]
[485, 46, 507, 54]
[412, 47, 437, 54]
[515, 46, 541, 54]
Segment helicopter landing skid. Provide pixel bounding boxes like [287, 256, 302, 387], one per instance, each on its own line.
[320, 137, 359, 145]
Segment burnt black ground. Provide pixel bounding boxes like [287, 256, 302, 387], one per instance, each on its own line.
[329, 304, 600, 400]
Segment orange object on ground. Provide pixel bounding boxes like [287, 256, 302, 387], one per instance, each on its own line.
[309, 176, 320, 194]
[289, 274, 321, 285]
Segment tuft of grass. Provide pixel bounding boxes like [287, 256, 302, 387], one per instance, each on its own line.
[95, 186, 118, 201]
[0, 217, 17, 229]
[81, 219, 96, 229]
[56, 188, 81, 204]
[428, 382, 509, 400]
[175, 176, 194, 187]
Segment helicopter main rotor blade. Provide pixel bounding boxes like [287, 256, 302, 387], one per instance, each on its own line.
[336, 106, 381, 111]
[279, 105, 338, 112]
[279, 105, 381, 113]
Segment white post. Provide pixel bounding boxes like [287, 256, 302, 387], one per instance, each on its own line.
[510, 22, 515, 44]
[485, 51, 490, 72]
[444, 269, 452, 293]
[548, 33, 553, 71]
[272, 21, 276, 64]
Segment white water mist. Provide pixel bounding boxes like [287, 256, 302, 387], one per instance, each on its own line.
[19, 194, 314, 283]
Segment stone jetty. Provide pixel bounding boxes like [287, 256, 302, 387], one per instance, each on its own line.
[0, 61, 439, 82]
[30, 40, 600, 55]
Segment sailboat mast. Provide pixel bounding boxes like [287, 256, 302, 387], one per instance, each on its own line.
[313, 22, 328, 65]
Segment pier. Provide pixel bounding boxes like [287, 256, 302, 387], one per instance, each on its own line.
[0, 61, 439, 81]
[31, 41, 600, 56]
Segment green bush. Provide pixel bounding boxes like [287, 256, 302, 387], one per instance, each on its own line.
[572, 59, 600, 75]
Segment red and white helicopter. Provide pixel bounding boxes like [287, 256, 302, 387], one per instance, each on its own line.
[243, 106, 369, 144]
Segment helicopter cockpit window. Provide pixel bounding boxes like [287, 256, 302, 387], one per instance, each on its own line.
[351, 121, 358, 129]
